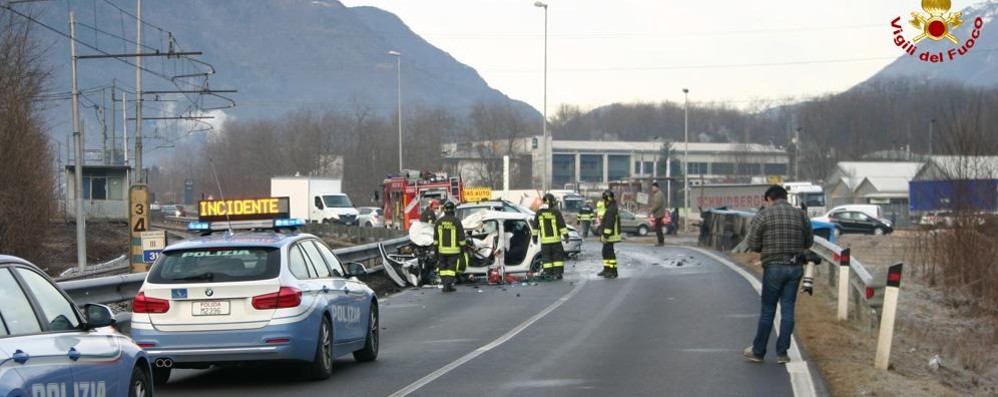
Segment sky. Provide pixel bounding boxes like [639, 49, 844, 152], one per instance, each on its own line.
[340, 0, 985, 111]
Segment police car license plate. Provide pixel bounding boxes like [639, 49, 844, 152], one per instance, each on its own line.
[192, 301, 230, 316]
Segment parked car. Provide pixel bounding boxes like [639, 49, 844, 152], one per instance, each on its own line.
[159, 204, 187, 218]
[828, 210, 894, 236]
[0, 255, 152, 397]
[619, 209, 653, 236]
[814, 204, 886, 224]
[357, 207, 385, 228]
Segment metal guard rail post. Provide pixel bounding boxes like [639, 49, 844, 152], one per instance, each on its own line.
[58, 236, 411, 306]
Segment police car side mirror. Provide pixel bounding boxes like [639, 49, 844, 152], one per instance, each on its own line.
[345, 262, 368, 277]
[83, 304, 116, 329]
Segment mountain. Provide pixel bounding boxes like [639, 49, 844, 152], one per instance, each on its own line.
[31, 0, 538, 158]
[863, 1, 998, 87]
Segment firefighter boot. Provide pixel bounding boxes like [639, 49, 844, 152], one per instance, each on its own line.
[608, 268, 619, 279]
[555, 267, 564, 280]
[597, 267, 609, 277]
[442, 277, 456, 293]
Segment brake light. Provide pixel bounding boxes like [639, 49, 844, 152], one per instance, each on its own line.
[133, 292, 170, 314]
[252, 287, 302, 310]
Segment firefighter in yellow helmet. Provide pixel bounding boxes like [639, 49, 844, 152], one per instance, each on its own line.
[598, 190, 621, 278]
[433, 201, 465, 292]
[532, 193, 569, 279]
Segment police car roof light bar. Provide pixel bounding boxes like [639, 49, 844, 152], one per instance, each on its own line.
[187, 218, 305, 235]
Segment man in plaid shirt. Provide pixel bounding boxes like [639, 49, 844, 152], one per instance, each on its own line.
[742, 185, 813, 364]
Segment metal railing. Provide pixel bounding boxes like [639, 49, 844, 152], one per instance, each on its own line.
[809, 236, 886, 330]
[57, 236, 410, 307]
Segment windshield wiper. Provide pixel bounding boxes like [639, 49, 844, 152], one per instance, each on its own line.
[170, 272, 214, 282]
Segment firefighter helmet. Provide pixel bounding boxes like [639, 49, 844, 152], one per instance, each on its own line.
[602, 190, 615, 201]
[543, 193, 557, 206]
[442, 201, 456, 214]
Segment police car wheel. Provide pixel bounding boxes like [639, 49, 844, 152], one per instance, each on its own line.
[306, 318, 334, 380]
[353, 304, 379, 362]
[151, 366, 171, 386]
[130, 366, 151, 397]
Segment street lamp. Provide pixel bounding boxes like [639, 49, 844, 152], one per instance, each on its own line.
[683, 88, 689, 234]
[388, 50, 402, 172]
[534, 1, 548, 190]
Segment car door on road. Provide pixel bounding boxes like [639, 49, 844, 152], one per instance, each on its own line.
[0, 266, 78, 394]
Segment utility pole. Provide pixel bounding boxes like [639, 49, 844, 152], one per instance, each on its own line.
[111, 80, 117, 165]
[683, 88, 689, 234]
[101, 88, 108, 165]
[134, 0, 143, 183]
[70, 11, 87, 271]
[535, 1, 549, 191]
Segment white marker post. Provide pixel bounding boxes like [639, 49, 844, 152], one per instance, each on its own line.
[837, 248, 851, 321]
[875, 263, 903, 370]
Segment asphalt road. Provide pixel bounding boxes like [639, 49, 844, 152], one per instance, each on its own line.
[157, 241, 821, 397]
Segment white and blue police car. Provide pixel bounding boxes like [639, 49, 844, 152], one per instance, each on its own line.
[0, 255, 152, 397]
[130, 197, 379, 385]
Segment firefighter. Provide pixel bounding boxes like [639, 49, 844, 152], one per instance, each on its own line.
[532, 193, 569, 279]
[433, 201, 465, 292]
[577, 200, 595, 238]
[421, 200, 440, 223]
[598, 190, 622, 279]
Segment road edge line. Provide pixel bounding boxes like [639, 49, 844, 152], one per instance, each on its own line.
[387, 279, 588, 397]
[689, 246, 818, 397]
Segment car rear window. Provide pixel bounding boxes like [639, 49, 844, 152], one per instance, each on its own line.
[147, 248, 280, 284]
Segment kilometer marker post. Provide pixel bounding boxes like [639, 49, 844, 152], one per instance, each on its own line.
[875, 263, 903, 370]
[838, 248, 851, 321]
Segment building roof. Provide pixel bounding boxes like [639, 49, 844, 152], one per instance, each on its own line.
[551, 140, 784, 154]
[857, 177, 910, 193]
[920, 156, 998, 179]
[826, 161, 922, 191]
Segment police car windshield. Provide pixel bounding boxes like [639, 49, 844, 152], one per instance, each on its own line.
[148, 248, 281, 284]
[323, 195, 353, 208]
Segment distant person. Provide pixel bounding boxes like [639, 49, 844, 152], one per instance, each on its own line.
[742, 185, 814, 364]
[598, 190, 622, 279]
[532, 194, 569, 279]
[669, 207, 680, 235]
[649, 182, 667, 246]
[577, 200, 595, 238]
[420, 200, 440, 224]
[433, 201, 465, 293]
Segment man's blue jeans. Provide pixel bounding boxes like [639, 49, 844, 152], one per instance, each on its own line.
[752, 264, 804, 357]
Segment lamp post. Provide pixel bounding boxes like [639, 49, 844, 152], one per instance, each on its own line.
[389, 50, 402, 172]
[683, 88, 689, 234]
[928, 118, 936, 157]
[534, 1, 548, 190]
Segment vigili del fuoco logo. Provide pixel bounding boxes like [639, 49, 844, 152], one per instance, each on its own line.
[891, 0, 985, 63]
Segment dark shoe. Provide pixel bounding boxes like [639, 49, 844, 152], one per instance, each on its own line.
[442, 284, 456, 293]
[555, 273, 563, 280]
[597, 268, 608, 277]
[603, 269, 618, 279]
[777, 355, 790, 364]
[742, 346, 763, 363]
[655, 243, 665, 247]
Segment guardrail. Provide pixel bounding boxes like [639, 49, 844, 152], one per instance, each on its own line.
[57, 236, 411, 307]
[809, 236, 885, 331]
[57, 255, 130, 281]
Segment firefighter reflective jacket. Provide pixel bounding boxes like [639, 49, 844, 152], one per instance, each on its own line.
[596, 200, 606, 220]
[532, 207, 568, 245]
[433, 215, 465, 254]
[578, 205, 595, 222]
[600, 201, 622, 243]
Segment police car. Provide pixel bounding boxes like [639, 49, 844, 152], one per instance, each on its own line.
[0, 255, 152, 397]
[130, 197, 379, 385]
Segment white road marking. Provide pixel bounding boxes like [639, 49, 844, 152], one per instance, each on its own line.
[387, 279, 588, 397]
[690, 247, 818, 397]
[423, 338, 479, 344]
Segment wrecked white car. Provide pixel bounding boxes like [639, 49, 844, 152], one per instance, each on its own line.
[380, 211, 543, 287]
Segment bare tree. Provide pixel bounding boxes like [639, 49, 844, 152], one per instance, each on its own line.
[466, 100, 532, 189]
[0, 12, 55, 262]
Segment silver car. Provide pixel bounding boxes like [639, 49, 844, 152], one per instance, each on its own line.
[357, 207, 385, 228]
[619, 209, 653, 236]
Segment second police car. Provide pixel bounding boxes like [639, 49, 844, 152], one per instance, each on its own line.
[0, 255, 152, 397]
[130, 197, 379, 385]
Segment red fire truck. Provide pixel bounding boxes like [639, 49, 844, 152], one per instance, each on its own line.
[383, 170, 463, 230]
